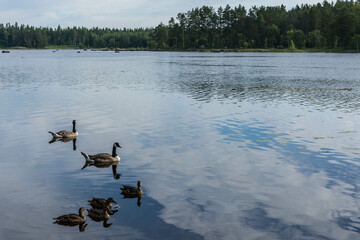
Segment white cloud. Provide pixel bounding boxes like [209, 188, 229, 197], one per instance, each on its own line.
[42, 11, 59, 19]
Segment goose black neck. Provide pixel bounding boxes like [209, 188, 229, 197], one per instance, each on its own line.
[79, 209, 85, 217]
[72, 122, 76, 133]
[112, 145, 117, 157]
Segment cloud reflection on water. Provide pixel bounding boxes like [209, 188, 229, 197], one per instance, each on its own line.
[145, 118, 359, 239]
[0, 51, 360, 239]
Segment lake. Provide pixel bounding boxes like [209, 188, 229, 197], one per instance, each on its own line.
[0, 50, 360, 240]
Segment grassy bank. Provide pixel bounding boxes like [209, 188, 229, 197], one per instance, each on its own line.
[3, 45, 359, 53]
[45, 45, 79, 49]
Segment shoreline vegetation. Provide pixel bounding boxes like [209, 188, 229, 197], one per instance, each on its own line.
[1, 1, 360, 52]
[3, 46, 359, 53]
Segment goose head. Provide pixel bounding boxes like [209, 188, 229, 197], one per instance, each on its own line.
[114, 142, 121, 148]
[78, 207, 87, 217]
[106, 197, 118, 205]
[137, 181, 142, 188]
[72, 120, 78, 134]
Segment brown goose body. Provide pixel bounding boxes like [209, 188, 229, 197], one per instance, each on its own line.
[54, 130, 77, 138]
[88, 197, 118, 209]
[53, 207, 87, 225]
[87, 153, 120, 163]
[49, 120, 78, 138]
[81, 142, 121, 163]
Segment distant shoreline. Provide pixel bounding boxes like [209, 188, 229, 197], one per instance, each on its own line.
[2, 46, 359, 54]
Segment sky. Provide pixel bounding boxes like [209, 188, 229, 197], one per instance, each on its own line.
[0, 0, 324, 29]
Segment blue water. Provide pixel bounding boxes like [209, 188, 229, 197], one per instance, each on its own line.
[0, 50, 360, 240]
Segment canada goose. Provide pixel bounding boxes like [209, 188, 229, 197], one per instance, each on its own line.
[53, 207, 87, 225]
[81, 142, 121, 163]
[120, 181, 143, 197]
[49, 120, 78, 138]
[88, 197, 118, 209]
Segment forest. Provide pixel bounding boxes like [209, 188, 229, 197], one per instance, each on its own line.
[1, 0, 360, 50]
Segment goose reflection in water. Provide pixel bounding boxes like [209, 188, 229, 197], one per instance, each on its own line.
[53, 207, 88, 232]
[121, 193, 142, 207]
[49, 137, 77, 151]
[120, 181, 143, 207]
[81, 161, 121, 180]
[87, 206, 118, 228]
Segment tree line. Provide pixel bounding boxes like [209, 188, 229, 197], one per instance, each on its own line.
[0, 23, 151, 49]
[1, 0, 360, 50]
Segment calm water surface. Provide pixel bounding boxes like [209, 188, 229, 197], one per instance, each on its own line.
[0, 50, 360, 240]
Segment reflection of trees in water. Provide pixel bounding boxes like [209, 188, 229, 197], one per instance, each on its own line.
[336, 213, 360, 233]
[172, 73, 360, 112]
[243, 206, 360, 237]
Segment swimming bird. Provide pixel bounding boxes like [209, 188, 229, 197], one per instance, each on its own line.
[53, 207, 87, 225]
[87, 206, 111, 221]
[88, 197, 118, 209]
[120, 181, 143, 197]
[48, 120, 78, 138]
[81, 142, 121, 163]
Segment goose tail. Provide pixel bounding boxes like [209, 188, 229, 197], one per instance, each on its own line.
[81, 152, 91, 161]
[81, 152, 95, 169]
[48, 131, 61, 138]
